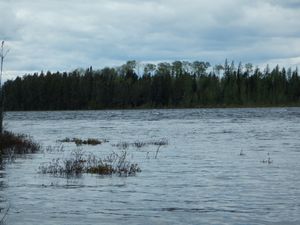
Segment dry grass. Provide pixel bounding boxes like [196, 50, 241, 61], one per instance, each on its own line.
[0, 131, 40, 160]
[39, 149, 141, 176]
[112, 142, 130, 149]
[113, 139, 168, 149]
[59, 137, 106, 146]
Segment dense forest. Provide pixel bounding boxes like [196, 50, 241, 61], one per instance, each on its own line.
[3, 60, 300, 110]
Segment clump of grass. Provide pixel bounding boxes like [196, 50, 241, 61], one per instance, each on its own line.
[113, 139, 168, 149]
[112, 142, 130, 149]
[132, 141, 147, 148]
[59, 137, 106, 146]
[39, 150, 85, 175]
[0, 131, 40, 156]
[58, 137, 73, 143]
[39, 149, 141, 176]
[86, 164, 114, 175]
[45, 144, 64, 153]
[76, 138, 103, 146]
[148, 139, 168, 146]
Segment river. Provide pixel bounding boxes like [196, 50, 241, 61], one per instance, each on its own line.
[1, 108, 300, 224]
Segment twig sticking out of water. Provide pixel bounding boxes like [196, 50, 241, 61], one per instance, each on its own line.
[261, 152, 273, 164]
[146, 151, 150, 159]
[239, 149, 245, 156]
[155, 145, 161, 159]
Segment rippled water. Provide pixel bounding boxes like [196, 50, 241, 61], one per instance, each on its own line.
[1, 108, 300, 225]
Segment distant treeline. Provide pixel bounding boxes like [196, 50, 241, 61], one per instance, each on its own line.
[3, 60, 300, 110]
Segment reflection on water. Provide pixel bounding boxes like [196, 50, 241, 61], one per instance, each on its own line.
[3, 108, 300, 225]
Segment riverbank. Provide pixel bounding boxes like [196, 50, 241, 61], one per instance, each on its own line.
[3, 104, 300, 112]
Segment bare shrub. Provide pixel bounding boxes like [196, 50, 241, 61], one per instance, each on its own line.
[39, 149, 141, 176]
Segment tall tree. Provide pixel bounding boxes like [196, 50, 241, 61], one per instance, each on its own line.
[3, 60, 300, 110]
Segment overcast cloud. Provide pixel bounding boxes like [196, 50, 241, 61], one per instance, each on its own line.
[1, 0, 300, 79]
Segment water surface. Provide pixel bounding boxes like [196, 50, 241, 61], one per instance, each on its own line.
[2, 108, 300, 225]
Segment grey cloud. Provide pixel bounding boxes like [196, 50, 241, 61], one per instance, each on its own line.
[0, 1, 22, 40]
[1, 0, 300, 77]
[268, 0, 300, 8]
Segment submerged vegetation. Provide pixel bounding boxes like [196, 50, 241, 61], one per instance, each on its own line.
[58, 137, 106, 146]
[0, 130, 40, 170]
[113, 139, 168, 159]
[3, 60, 300, 110]
[0, 131, 40, 156]
[39, 149, 141, 176]
[113, 139, 168, 149]
[261, 152, 273, 164]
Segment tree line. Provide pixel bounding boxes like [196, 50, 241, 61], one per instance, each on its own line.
[3, 60, 300, 110]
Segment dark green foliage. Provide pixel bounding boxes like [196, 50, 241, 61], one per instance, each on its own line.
[3, 61, 300, 110]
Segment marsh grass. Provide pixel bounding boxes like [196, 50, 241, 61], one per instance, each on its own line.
[45, 144, 65, 153]
[39, 149, 141, 176]
[113, 139, 168, 159]
[148, 139, 168, 146]
[0, 131, 40, 163]
[132, 141, 147, 148]
[113, 139, 168, 149]
[112, 142, 130, 149]
[59, 138, 106, 146]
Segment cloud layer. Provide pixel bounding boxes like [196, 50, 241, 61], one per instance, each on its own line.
[1, 0, 300, 78]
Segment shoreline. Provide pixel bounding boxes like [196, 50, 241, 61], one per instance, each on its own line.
[4, 104, 300, 112]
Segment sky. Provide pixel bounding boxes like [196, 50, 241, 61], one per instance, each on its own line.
[1, 0, 300, 80]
